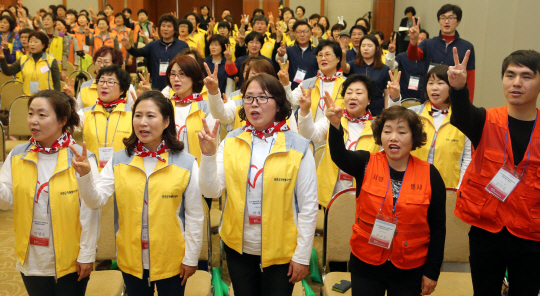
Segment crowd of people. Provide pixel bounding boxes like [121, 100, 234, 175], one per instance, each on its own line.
[0, 2, 539, 296]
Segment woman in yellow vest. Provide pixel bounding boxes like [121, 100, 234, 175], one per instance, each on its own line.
[111, 12, 131, 61]
[199, 73, 318, 295]
[72, 90, 204, 296]
[0, 31, 61, 94]
[85, 18, 119, 56]
[300, 74, 381, 206]
[40, 13, 69, 80]
[0, 89, 99, 296]
[69, 46, 135, 110]
[55, 19, 79, 69]
[405, 65, 471, 190]
[77, 66, 133, 172]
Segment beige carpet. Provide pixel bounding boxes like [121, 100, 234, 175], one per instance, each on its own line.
[0, 210, 28, 296]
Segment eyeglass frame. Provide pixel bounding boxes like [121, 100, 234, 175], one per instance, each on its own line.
[96, 79, 120, 87]
[242, 95, 275, 104]
[439, 16, 458, 22]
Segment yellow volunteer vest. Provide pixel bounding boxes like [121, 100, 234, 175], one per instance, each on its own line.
[15, 50, 26, 80]
[170, 99, 208, 166]
[192, 29, 206, 57]
[410, 102, 466, 188]
[317, 118, 380, 207]
[112, 151, 193, 281]
[260, 37, 276, 60]
[20, 53, 55, 95]
[80, 80, 98, 108]
[82, 103, 133, 171]
[221, 130, 308, 267]
[47, 35, 64, 65]
[167, 87, 209, 101]
[306, 76, 346, 120]
[11, 144, 95, 278]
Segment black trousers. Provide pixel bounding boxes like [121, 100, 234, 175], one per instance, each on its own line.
[469, 226, 540, 296]
[21, 272, 89, 296]
[349, 253, 423, 296]
[224, 243, 294, 296]
[122, 269, 185, 296]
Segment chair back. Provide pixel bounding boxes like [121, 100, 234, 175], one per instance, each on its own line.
[0, 72, 13, 89]
[314, 145, 325, 168]
[66, 62, 76, 75]
[1, 80, 24, 110]
[96, 195, 117, 261]
[0, 121, 5, 162]
[9, 95, 32, 137]
[323, 188, 356, 266]
[401, 98, 422, 108]
[87, 63, 96, 77]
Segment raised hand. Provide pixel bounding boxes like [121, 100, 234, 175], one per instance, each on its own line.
[193, 7, 198, 14]
[1, 35, 8, 50]
[152, 28, 160, 41]
[447, 47, 470, 89]
[222, 93, 228, 103]
[207, 18, 216, 32]
[268, 12, 274, 25]
[277, 42, 286, 57]
[275, 22, 283, 42]
[324, 90, 343, 128]
[69, 143, 91, 176]
[388, 35, 396, 53]
[63, 77, 75, 98]
[198, 118, 220, 156]
[138, 72, 151, 92]
[237, 28, 246, 45]
[130, 90, 139, 101]
[121, 35, 131, 50]
[339, 37, 349, 53]
[241, 14, 249, 26]
[223, 44, 233, 62]
[127, 55, 133, 66]
[277, 60, 290, 86]
[84, 26, 91, 36]
[409, 17, 421, 45]
[170, 11, 177, 18]
[298, 85, 312, 117]
[203, 62, 219, 95]
[387, 70, 401, 100]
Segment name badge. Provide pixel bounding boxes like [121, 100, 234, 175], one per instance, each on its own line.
[408, 76, 420, 90]
[485, 164, 520, 202]
[119, 43, 122, 49]
[159, 62, 168, 76]
[368, 214, 398, 249]
[40, 65, 50, 73]
[83, 45, 90, 54]
[98, 147, 114, 168]
[142, 224, 149, 249]
[30, 218, 50, 246]
[339, 171, 353, 181]
[247, 198, 262, 224]
[293, 69, 307, 83]
[30, 81, 39, 94]
[144, 30, 150, 37]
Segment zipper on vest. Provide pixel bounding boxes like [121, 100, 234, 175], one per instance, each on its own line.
[144, 178, 151, 287]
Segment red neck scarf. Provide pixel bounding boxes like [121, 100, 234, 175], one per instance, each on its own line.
[96, 98, 126, 109]
[28, 132, 75, 154]
[343, 110, 373, 123]
[317, 70, 343, 82]
[133, 140, 168, 163]
[428, 104, 449, 117]
[172, 93, 203, 105]
[243, 119, 290, 142]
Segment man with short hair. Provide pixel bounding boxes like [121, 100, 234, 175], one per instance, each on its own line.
[408, 4, 476, 100]
[346, 25, 368, 62]
[236, 15, 275, 60]
[449, 48, 540, 296]
[124, 14, 189, 90]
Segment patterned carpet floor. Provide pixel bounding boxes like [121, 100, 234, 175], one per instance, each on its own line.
[0, 210, 27, 296]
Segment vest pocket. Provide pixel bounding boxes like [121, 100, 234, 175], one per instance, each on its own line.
[401, 236, 430, 264]
[458, 178, 488, 220]
[530, 208, 540, 233]
[480, 148, 504, 178]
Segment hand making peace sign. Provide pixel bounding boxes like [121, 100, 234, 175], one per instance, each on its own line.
[447, 47, 470, 89]
[198, 118, 220, 156]
[409, 17, 421, 46]
[324, 90, 343, 128]
[387, 70, 402, 101]
[203, 62, 219, 95]
[277, 61, 290, 86]
[69, 143, 91, 176]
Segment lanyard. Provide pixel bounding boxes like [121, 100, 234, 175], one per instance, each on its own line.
[94, 108, 123, 147]
[378, 156, 409, 216]
[502, 110, 537, 177]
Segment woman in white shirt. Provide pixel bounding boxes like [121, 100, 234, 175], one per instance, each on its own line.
[0, 90, 99, 296]
[198, 74, 318, 295]
[72, 91, 204, 296]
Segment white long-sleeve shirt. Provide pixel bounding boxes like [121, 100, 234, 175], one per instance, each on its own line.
[199, 133, 319, 265]
[75, 80, 136, 111]
[76, 155, 203, 267]
[0, 151, 100, 276]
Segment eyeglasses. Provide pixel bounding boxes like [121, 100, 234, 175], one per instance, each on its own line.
[317, 53, 335, 59]
[95, 60, 112, 66]
[97, 79, 120, 87]
[243, 95, 274, 104]
[295, 30, 310, 35]
[169, 72, 187, 79]
[439, 16, 457, 22]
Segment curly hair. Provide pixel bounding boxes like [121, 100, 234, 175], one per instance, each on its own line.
[238, 74, 292, 123]
[92, 46, 124, 65]
[372, 106, 427, 151]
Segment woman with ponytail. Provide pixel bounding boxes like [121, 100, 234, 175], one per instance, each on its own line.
[0, 90, 100, 296]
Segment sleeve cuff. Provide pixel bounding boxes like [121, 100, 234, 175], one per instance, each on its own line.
[77, 249, 97, 263]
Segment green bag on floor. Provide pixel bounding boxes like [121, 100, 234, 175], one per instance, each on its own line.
[302, 279, 316, 296]
[212, 267, 229, 296]
[309, 247, 322, 283]
[110, 259, 118, 270]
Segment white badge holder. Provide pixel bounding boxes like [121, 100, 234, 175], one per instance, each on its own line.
[30, 217, 50, 246]
[159, 60, 168, 76]
[408, 76, 420, 90]
[30, 81, 39, 94]
[99, 144, 114, 168]
[368, 214, 398, 249]
[485, 163, 521, 202]
[293, 69, 307, 83]
[142, 224, 149, 249]
[247, 198, 262, 224]
[40, 65, 50, 73]
[83, 45, 90, 54]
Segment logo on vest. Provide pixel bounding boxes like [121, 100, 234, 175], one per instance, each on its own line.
[162, 195, 179, 198]
[274, 178, 292, 182]
[249, 165, 264, 188]
[60, 189, 78, 195]
[372, 174, 384, 182]
[446, 138, 459, 143]
[117, 130, 131, 134]
[410, 184, 423, 190]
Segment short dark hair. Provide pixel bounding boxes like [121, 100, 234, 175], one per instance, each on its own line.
[0, 15, 16, 32]
[166, 55, 204, 93]
[308, 14, 320, 21]
[350, 25, 368, 36]
[96, 66, 132, 99]
[123, 91, 184, 155]
[315, 40, 342, 70]
[282, 8, 294, 18]
[184, 12, 201, 25]
[501, 50, 540, 78]
[114, 12, 129, 27]
[424, 65, 450, 103]
[239, 74, 292, 122]
[251, 15, 268, 26]
[178, 48, 205, 69]
[404, 6, 416, 16]
[252, 8, 265, 16]
[372, 106, 427, 151]
[437, 4, 463, 21]
[56, 5, 66, 12]
[313, 23, 325, 33]
[355, 17, 371, 32]
[96, 18, 110, 31]
[42, 13, 55, 22]
[419, 29, 429, 39]
[224, 15, 234, 24]
[105, 4, 114, 10]
[97, 11, 107, 18]
[331, 23, 345, 34]
[239, 56, 265, 82]
[217, 21, 231, 32]
[178, 19, 194, 34]
[28, 31, 49, 49]
[55, 18, 70, 33]
[29, 90, 80, 133]
[200, 5, 210, 12]
[296, 6, 305, 14]
[355, 35, 384, 69]
[244, 59, 277, 83]
[122, 8, 132, 15]
[93, 46, 124, 66]
[222, 9, 231, 14]
[208, 35, 228, 55]
[79, 9, 89, 16]
[318, 16, 330, 31]
[292, 20, 310, 32]
[245, 31, 263, 45]
[66, 9, 78, 17]
[371, 30, 384, 42]
[137, 9, 149, 16]
[158, 14, 179, 37]
[341, 74, 377, 106]
[19, 28, 33, 37]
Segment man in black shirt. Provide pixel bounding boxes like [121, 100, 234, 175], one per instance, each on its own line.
[449, 48, 540, 296]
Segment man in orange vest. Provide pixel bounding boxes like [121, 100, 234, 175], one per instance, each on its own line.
[449, 48, 540, 296]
